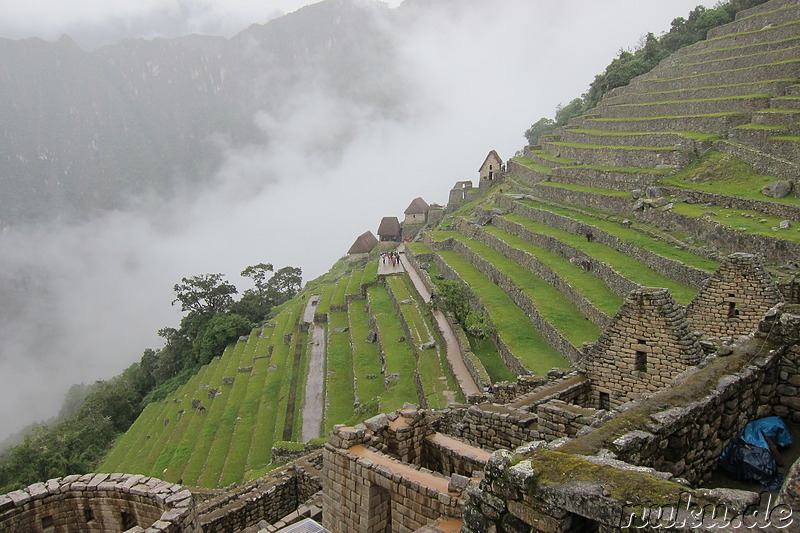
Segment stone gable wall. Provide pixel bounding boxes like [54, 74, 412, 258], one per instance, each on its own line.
[686, 252, 783, 339]
[585, 288, 702, 409]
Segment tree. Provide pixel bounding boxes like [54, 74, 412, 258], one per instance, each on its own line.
[265, 266, 302, 306]
[523, 118, 556, 146]
[241, 263, 274, 296]
[172, 273, 237, 316]
[193, 313, 253, 365]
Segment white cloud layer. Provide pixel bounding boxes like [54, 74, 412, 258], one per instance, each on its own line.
[0, 0, 703, 439]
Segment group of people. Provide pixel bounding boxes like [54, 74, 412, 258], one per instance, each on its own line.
[381, 251, 401, 268]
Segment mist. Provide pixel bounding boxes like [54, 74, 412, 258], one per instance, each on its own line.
[0, 0, 703, 441]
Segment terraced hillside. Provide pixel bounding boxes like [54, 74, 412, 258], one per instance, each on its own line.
[99, 0, 800, 493]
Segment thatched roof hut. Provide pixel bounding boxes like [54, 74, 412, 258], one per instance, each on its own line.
[377, 216, 402, 241]
[347, 231, 378, 255]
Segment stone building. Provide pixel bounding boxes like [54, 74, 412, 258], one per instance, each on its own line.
[583, 287, 703, 410]
[403, 197, 430, 226]
[377, 217, 402, 242]
[478, 151, 503, 189]
[347, 231, 378, 257]
[686, 252, 783, 339]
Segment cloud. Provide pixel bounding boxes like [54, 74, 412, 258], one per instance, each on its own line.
[0, 0, 703, 439]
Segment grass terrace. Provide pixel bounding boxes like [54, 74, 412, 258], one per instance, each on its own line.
[482, 224, 623, 317]
[348, 298, 385, 418]
[660, 150, 800, 205]
[431, 244, 568, 375]
[512, 197, 720, 273]
[367, 285, 419, 410]
[324, 310, 356, 432]
[448, 231, 602, 347]
[511, 156, 553, 175]
[501, 209, 699, 304]
[537, 182, 631, 197]
[672, 202, 800, 243]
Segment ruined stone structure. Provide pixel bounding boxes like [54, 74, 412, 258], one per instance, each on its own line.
[584, 287, 703, 409]
[0, 473, 198, 532]
[447, 181, 479, 213]
[686, 252, 783, 340]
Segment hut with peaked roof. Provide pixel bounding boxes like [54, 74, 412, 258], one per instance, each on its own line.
[347, 231, 378, 257]
[479, 150, 503, 188]
[377, 216, 402, 242]
[403, 197, 430, 226]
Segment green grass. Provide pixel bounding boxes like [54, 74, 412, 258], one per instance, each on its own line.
[566, 128, 722, 142]
[348, 298, 385, 417]
[482, 225, 623, 317]
[345, 267, 365, 297]
[323, 311, 356, 432]
[539, 182, 631, 197]
[330, 276, 350, 309]
[586, 111, 746, 122]
[646, 59, 800, 83]
[503, 209, 699, 305]
[367, 285, 419, 410]
[362, 258, 379, 286]
[672, 203, 800, 243]
[406, 242, 433, 255]
[568, 163, 674, 174]
[449, 233, 602, 347]
[734, 123, 789, 130]
[467, 334, 515, 383]
[529, 149, 577, 165]
[434, 248, 568, 375]
[660, 150, 800, 206]
[513, 197, 719, 273]
[511, 156, 553, 175]
[547, 141, 680, 151]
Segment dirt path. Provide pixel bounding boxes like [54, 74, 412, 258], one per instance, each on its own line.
[398, 245, 481, 396]
[301, 296, 325, 442]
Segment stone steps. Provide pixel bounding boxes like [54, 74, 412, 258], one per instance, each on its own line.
[603, 79, 798, 107]
[540, 140, 695, 169]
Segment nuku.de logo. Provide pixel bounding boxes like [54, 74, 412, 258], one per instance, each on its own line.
[619, 491, 793, 529]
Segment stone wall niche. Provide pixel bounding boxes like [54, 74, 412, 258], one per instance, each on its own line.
[584, 287, 702, 409]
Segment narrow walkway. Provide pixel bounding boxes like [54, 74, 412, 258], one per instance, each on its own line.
[398, 245, 481, 396]
[378, 252, 405, 276]
[302, 296, 325, 442]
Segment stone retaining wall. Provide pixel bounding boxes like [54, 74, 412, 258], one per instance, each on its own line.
[198, 456, 322, 533]
[572, 112, 750, 134]
[455, 219, 611, 329]
[0, 473, 197, 533]
[536, 400, 603, 442]
[542, 141, 694, 168]
[717, 138, 800, 180]
[434, 405, 539, 452]
[660, 185, 800, 221]
[637, 203, 800, 265]
[552, 166, 661, 190]
[506, 159, 549, 187]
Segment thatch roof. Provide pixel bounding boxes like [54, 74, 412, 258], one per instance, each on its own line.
[479, 150, 502, 171]
[347, 231, 378, 254]
[404, 197, 430, 215]
[377, 216, 401, 237]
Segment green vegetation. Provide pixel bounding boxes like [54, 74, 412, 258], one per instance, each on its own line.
[660, 150, 800, 205]
[538, 182, 631, 197]
[513, 197, 719, 272]
[511, 156, 553, 175]
[348, 299, 385, 418]
[503, 209, 699, 304]
[467, 334, 515, 383]
[672, 203, 800, 243]
[324, 311, 356, 432]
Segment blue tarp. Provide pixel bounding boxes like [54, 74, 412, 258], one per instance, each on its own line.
[739, 416, 793, 450]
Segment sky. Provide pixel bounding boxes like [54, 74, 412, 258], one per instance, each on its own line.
[0, 0, 706, 441]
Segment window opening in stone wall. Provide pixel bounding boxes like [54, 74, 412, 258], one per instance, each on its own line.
[84, 508, 94, 522]
[599, 391, 610, 411]
[367, 483, 392, 533]
[727, 294, 739, 318]
[635, 340, 647, 372]
[41, 516, 54, 529]
[121, 511, 136, 530]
